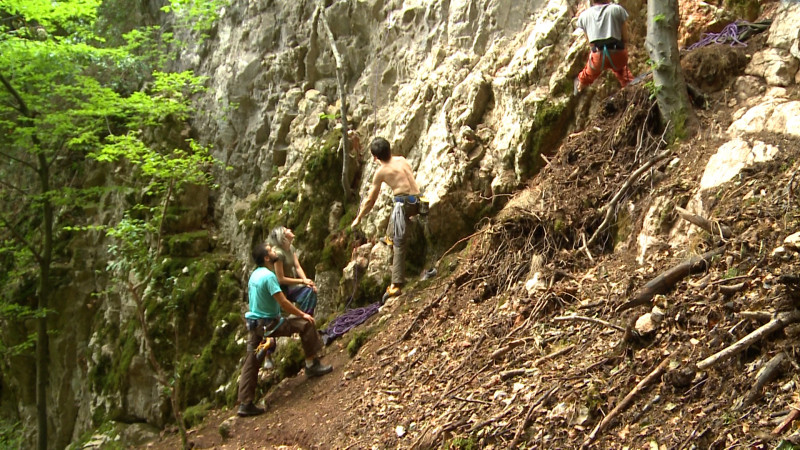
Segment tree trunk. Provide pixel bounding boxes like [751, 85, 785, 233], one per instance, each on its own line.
[36, 152, 52, 450]
[645, 0, 695, 140]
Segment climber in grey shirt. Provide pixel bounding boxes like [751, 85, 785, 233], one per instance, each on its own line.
[574, 0, 634, 92]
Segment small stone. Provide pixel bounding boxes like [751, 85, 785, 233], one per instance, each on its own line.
[635, 313, 659, 335]
[219, 417, 236, 440]
[784, 232, 800, 250]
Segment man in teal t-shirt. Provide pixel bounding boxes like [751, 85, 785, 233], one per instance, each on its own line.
[237, 243, 333, 417]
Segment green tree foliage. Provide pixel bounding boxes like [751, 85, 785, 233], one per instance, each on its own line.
[0, 1, 224, 448]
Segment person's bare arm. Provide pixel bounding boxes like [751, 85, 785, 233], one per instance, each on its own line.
[352, 171, 383, 227]
[274, 259, 307, 286]
[293, 253, 316, 291]
[274, 291, 314, 324]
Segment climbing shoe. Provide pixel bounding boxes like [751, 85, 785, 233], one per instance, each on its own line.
[237, 402, 265, 417]
[379, 235, 393, 246]
[305, 358, 333, 377]
[381, 284, 402, 303]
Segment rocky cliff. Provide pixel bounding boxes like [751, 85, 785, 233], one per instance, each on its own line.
[6, 0, 800, 448]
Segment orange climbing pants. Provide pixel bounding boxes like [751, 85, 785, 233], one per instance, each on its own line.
[577, 47, 634, 89]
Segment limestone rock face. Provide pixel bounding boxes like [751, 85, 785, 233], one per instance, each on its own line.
[190, 0, 581, 266]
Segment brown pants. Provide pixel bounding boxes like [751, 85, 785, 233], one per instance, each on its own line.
[237, 316, 323, 405]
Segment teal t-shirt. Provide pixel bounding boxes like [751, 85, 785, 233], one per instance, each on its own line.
[245, 267, 283, 319]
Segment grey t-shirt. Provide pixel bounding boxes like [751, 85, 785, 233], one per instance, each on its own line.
[576, 3, 628, 43]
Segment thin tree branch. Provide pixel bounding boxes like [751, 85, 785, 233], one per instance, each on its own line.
[0, 177, 32, 196]
[0, 148, 37, 170]
[553, 315, 626, 332]
[0, 72, 34, 117]
[0, 210, 43, 264]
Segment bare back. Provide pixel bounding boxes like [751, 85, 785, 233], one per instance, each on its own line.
[375, 156, 420, 195]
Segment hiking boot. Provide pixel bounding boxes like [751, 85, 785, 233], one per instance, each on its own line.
[381, 284, 402, 303]
[237, 402, 265, 417]
[305, 358, 333, 377]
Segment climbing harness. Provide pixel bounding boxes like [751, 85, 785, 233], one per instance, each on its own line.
[589, 38, 624, 72]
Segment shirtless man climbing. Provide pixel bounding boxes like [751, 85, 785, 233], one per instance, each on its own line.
[351, 137, 422, 300]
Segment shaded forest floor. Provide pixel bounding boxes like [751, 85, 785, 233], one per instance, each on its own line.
[144, 21, 800, 450]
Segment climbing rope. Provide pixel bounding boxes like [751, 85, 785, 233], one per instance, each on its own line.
[322, 302, 381, 344]
[322, 259, 381, 345]
[686, 20, 770, 51]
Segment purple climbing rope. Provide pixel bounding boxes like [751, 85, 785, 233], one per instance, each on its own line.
[321, 267, 381, 345]
[323, 302, 381, 341]
[686, 21, 748, 51]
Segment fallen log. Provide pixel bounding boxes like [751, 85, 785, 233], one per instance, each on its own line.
[697, 310, 800, 371]
[583, 356, 671, 447]
[617, 246, 725, 312]
[674, 206, 732, 239]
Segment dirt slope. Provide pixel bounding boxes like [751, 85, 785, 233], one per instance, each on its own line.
[144, 10, 800, 450]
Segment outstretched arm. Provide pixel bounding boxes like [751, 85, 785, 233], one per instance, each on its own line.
[352, 172, 382, 227]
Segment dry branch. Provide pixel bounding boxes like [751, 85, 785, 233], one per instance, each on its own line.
[553, 315, 626, 332]
[774, 405, 800, 435]
[583, 356, 671, 447]
[509, 386, 559, 449]
[739, 352, 785, 410]
[585, 147, 672, 248]
[697, 310, 800, 371]
[674, 206, 732, 239]
[617, 246, 726, 312]
[719, 282, 747, 296]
